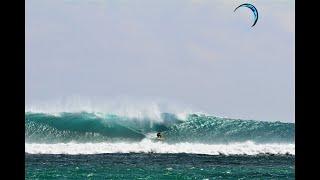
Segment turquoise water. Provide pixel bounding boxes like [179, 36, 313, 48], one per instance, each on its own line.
[25, 111, 294, 179]
[25, 112, 294, 143]
[26, 153, 294, 179]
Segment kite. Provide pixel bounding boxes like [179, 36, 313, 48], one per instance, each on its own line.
[234, 3, 259, 27]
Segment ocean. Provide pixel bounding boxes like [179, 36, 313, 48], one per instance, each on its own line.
[25, 111, 295, 179]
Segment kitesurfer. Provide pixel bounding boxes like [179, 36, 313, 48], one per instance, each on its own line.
[157, 132, 162, 139]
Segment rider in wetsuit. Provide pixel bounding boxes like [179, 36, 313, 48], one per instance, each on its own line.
[157, 132, 162, 139]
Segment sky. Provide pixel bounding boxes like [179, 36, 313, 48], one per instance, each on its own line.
[25, 0, 295, 122]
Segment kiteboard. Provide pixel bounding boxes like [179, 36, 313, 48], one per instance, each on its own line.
[154, 137, 165, 142]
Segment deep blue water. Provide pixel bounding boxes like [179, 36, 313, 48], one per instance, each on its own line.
[26, 153, 294, 179]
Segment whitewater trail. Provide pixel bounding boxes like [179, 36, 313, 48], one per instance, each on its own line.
[25, 140, 294, 155]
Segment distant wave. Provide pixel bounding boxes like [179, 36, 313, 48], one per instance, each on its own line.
[25, 111, 294, 144]
[25, 140, 294, 155]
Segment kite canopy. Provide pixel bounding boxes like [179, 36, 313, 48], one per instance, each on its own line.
[234, 3, 259, 27]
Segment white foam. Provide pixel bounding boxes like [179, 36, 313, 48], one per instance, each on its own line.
[25, 140, 295, 155]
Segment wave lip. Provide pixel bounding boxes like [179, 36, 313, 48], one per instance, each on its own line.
[25, 140, 294, 156]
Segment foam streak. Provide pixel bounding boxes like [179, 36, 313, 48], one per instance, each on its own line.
[26, 140, 294, 156]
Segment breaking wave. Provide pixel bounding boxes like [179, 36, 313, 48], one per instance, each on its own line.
[26, 111, 294, 144]
[25, 111, 294, 155]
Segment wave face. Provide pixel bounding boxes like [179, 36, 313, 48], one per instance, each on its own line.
[25, 112, 294, 144]
[164, 114, 294, 143]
